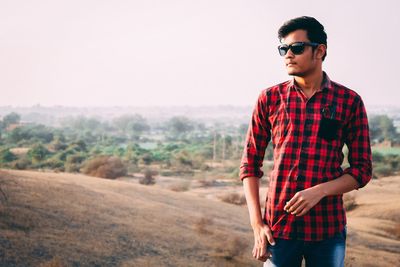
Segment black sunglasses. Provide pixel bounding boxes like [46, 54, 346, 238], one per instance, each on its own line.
[278, 42, 319, 56]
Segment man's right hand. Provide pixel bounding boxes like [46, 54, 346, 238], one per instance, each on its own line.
[252, 223, 276, 262]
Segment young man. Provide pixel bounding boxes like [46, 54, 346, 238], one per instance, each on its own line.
[240, 16, 372, 267]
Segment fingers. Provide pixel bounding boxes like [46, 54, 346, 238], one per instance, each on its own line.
[252, 225, 275, 262]
[252, 235, 267, 260]
[285, 197, 303, 213]
[253, 243, 271, 262]
[296, 204, 310, 216]
[284, 193, 299, 211]
[263, 225, 276, 246]
[258, 251, 271, 262]
[288, 201, 307, 215]
[284, 192, 310, 216]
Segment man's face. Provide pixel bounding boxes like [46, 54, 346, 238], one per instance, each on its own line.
[280, 29, 321, 77]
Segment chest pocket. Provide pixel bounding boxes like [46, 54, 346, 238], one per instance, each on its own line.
[318, 117, 342, 141]
[317, 104, 344, 142]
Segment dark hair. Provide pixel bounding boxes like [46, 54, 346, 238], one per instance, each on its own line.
[278, 16, 327, 61]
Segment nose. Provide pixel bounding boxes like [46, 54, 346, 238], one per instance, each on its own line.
[284, 48, 295, 59]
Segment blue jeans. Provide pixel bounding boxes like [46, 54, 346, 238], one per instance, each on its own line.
[264, 227, 346, 267]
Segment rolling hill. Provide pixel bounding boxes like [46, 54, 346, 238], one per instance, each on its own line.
[0, 169, 399, 266]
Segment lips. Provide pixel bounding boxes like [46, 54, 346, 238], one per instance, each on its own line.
[286, 62, 296, 66]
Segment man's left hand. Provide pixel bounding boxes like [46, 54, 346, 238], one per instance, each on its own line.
[284, 187, 325, 216]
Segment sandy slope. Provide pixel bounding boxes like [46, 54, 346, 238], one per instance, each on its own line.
[0, 169, 399, 266]
[0, 169, 258, 267]
[344, 176, 400, 267]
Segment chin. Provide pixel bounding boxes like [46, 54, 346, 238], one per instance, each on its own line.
[287, 70, 300, 76]
[287, 69, 305, 77]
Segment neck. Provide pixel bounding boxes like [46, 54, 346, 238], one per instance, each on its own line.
[294, 69, 324, 94]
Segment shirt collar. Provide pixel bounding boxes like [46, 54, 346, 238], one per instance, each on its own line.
[289, 71, 333, 93]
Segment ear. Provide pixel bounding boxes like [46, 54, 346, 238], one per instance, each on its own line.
[315, 44, 327, 60]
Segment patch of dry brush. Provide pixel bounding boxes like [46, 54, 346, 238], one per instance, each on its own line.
[193, 215, 248, 261]
[343, 193, 357, 211]
[39, 257, 67, 267]
[81, 156, 127, 179]
[219, 192, 246, 206]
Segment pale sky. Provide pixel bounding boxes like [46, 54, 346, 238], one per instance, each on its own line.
[1, 0, 399, 108]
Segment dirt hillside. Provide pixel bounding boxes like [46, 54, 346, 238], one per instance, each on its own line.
[0, 169, 399, 266]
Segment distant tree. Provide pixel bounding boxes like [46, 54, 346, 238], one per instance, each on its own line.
[238, 123, 249, 136]
[112, 114, 150, 140]
[68, 140, 87, 152]
[28, 144, 49, 163]
[125, 143, 144, 163]
[49, 138, 67, 151]
[8, 125, 53, 144]
[68, 116, 88, 131]
[130, 115, 150, 133]
[369, 115, 398, 142]
[85, 118, 102, 132]
[8, 127, 28, 144]
[65, 153, 86, 172]
[173, 150, 193, 167]
[2, 112, 21, 128]
[141, 153, 154, 165]
[167, 116, 194, 138]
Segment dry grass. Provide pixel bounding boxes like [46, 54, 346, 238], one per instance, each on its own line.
[81, 155, 127, 179]
[39, 257, 67, 267]
[197, 178, 216, 187]
[1, 169, 400, 266]
[212, 235, 248, 260]
[343, 193, 357, 211]
[0, 169, 256, 267]
[218, 192, 246, 206]
[138, 169, 156, 185]
[168, 181, 190, 192]
[9, 147, 30, 156]
[194, 215, 214, 235]
[385, 222, 400, 240]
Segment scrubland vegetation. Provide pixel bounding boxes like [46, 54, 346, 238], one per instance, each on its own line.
[0, 111, 399, 182]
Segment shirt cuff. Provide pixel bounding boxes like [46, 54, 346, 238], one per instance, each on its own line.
[239, 165, 264, 181]
[343, 167, 371, 189]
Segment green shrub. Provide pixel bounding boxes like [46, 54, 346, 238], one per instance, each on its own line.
[44, 158, 65, 169]
[28, 144, 50, 163]
[11, 157, 31, 170]
[373, 164, 394, 178]
[64, 154, 86, 173]
[0, 149, 17, 163]
[140, 153, 153, 165]
[372, 151, 384, 163]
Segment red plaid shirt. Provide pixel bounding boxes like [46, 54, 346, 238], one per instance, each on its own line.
[240, 72, 372, 241]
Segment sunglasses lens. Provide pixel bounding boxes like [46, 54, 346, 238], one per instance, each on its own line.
[278, 46, 288, 56]
[290, 43, 305, 55]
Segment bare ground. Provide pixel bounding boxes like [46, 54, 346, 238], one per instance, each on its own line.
[0, 169, 258, 267]
[0, 169, 399, 266]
